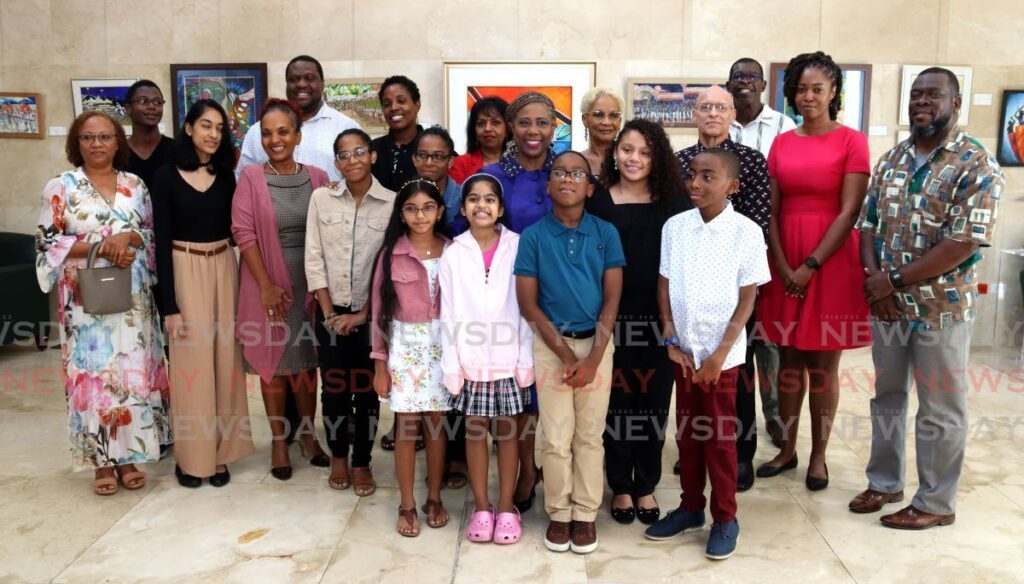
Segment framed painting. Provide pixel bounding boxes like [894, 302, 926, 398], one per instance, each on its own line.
[170, 63, 268, 153]
[0, 92, 44, 139]
[627, 79, 727, 132]
[71, 78, 136, 132]
[443, 62, 596, 154]
[768, 63, 872, 132]
[997, 90, 1024, 167]
[323, 78, 385, 134]
[898, 65, 973, 126]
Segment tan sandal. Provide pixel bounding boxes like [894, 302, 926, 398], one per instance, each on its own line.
[116, 465, 145, 490]
[421, 499, 449, 528]
[93, 469, 118, 496]
[328, 458, 351, 490]
[352, 466, 376, 497]
[397, 506, 420, 537]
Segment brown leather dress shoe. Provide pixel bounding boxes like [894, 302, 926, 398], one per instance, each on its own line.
[848, 488, 904, 513]
[880, 505, 955, 530]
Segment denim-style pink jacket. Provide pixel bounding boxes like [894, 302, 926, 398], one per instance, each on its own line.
[369, 234, 451, 361]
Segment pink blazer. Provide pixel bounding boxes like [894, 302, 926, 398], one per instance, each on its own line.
[232, 163, 329, 382]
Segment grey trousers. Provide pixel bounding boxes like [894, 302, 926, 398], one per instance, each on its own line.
[866, 320, 972, 515]
[754, 340, 780, 423]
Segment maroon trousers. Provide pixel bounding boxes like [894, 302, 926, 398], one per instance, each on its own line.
[674, 365, 739, 523]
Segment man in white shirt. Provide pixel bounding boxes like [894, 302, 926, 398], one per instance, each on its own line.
[726, 58, 796, 158]
[236, 55, 360, 181]
[725, 57, 794, 451]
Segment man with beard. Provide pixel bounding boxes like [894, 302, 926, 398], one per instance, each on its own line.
[851, 68, 1004, 529]
[236, 55, 360, 181]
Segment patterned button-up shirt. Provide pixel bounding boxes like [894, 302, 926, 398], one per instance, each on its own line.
[675, 138, 770, 239]
[856, 128, 1004, 329]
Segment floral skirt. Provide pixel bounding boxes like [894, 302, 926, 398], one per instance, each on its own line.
[384, 319, 450, 413]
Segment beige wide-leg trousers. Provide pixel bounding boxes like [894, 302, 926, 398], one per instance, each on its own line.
[169, 239, 253, 477]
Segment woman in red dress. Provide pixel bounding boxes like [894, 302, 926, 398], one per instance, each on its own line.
[755, 52, 871, 490]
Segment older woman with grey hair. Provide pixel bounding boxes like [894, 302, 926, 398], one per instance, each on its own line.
[580, 87, 624, 178]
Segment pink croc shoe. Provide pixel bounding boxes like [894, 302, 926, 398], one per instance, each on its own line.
[493, 508, 522, 544]
[466, 507, 495, 542]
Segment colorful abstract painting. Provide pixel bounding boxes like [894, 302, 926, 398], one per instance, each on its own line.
[444, 62, 595, 154]
[71, 79, 136, 131]
[997, 90, 1024, 167]
[324, 80, 385, 133]
[170, 63, 268, 155]
[0, 92, 44, 139]
[468, 86, 573, 153]
[627, 80, 726, 131]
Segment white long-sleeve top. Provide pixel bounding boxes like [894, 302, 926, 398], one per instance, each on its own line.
[438, 225, 535, 395]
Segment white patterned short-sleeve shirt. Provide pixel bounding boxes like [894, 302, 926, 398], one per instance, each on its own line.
[660, 205, 771, 370]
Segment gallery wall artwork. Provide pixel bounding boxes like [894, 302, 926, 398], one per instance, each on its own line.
[71, 79, 136, 132]
[0, 92, 44, 139]
[170, 63, 268, 154]
[323, 79, 386, 134]
[997, 90, 1024, 167]
[627, 79, 727, 132]
[444, 62, 595, 154]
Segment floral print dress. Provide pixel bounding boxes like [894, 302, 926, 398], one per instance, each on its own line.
[384, 258, 450, 413]
[35, 168, 170, 470]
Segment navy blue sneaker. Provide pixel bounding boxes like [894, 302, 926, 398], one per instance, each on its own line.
[705, 519, 739, 560]
[643, 507, 706, 541]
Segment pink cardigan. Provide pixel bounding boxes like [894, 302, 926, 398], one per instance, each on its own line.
[231, 163, 329, 382]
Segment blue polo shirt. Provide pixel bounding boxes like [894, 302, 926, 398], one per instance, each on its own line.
[514, 211, 626, 333]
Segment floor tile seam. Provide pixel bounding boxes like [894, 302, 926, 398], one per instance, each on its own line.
[783, 485, 860, 584]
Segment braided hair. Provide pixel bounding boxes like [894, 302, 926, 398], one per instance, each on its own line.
[783, 51, 843, 121]
[505, 91, 555, 124]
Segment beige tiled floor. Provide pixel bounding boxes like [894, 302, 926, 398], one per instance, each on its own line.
[2, 344, 1023, 583]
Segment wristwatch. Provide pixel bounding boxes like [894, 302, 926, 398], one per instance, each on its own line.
[663, 335, 680, 348]
[888, 268, 905, 289]
[804, 256, 821, 270]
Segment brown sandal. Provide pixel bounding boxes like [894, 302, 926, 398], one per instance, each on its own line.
[352, 466, 376, 497]
[397, 506, 420, 537]
[93, 469, 118, 496]
[328, 459, 351, 490]
[116, 465, 146, 490]
[421, 499, 449, 528]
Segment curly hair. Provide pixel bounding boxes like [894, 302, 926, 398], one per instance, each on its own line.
[600, 118, 685, 211]
[372, 178, 451, 340]
[65, 111, 130, 170]
[783, 51, 843, 121]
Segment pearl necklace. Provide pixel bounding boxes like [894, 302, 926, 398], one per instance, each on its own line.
[266, 161, 300, 175]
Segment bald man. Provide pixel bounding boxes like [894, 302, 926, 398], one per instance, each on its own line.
[673, 86, 772, 491]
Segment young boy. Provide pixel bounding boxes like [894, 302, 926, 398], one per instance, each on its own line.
[515, 150, 625, 555]
[645, 149, 771, 560]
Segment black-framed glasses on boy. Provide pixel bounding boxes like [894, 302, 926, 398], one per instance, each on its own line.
[585, 110, 622, 121]
[336, 147, 370, 161]
[550, 168, 589, 183]
[131, 97, 165, 106]
[696, 103, 734, 113]
[401, 203, 439, 216]
[730, 72, 763, 83]
[414, 151, 452, 163]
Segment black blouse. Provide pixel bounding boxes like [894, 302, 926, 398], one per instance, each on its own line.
[370, 125, 423, 192]
[151, 164, 236, 316]
[586, 187, 691, 346]
[126, 136, 175, 193]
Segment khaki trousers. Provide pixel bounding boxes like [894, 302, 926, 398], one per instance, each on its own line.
[535, 335, 614, 522]
[169, 240, 254, 477]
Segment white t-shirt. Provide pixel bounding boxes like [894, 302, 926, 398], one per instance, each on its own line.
[659, 205, 771, 370]
[728, 104, 796, 158]
[235, 102, 361, 181]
